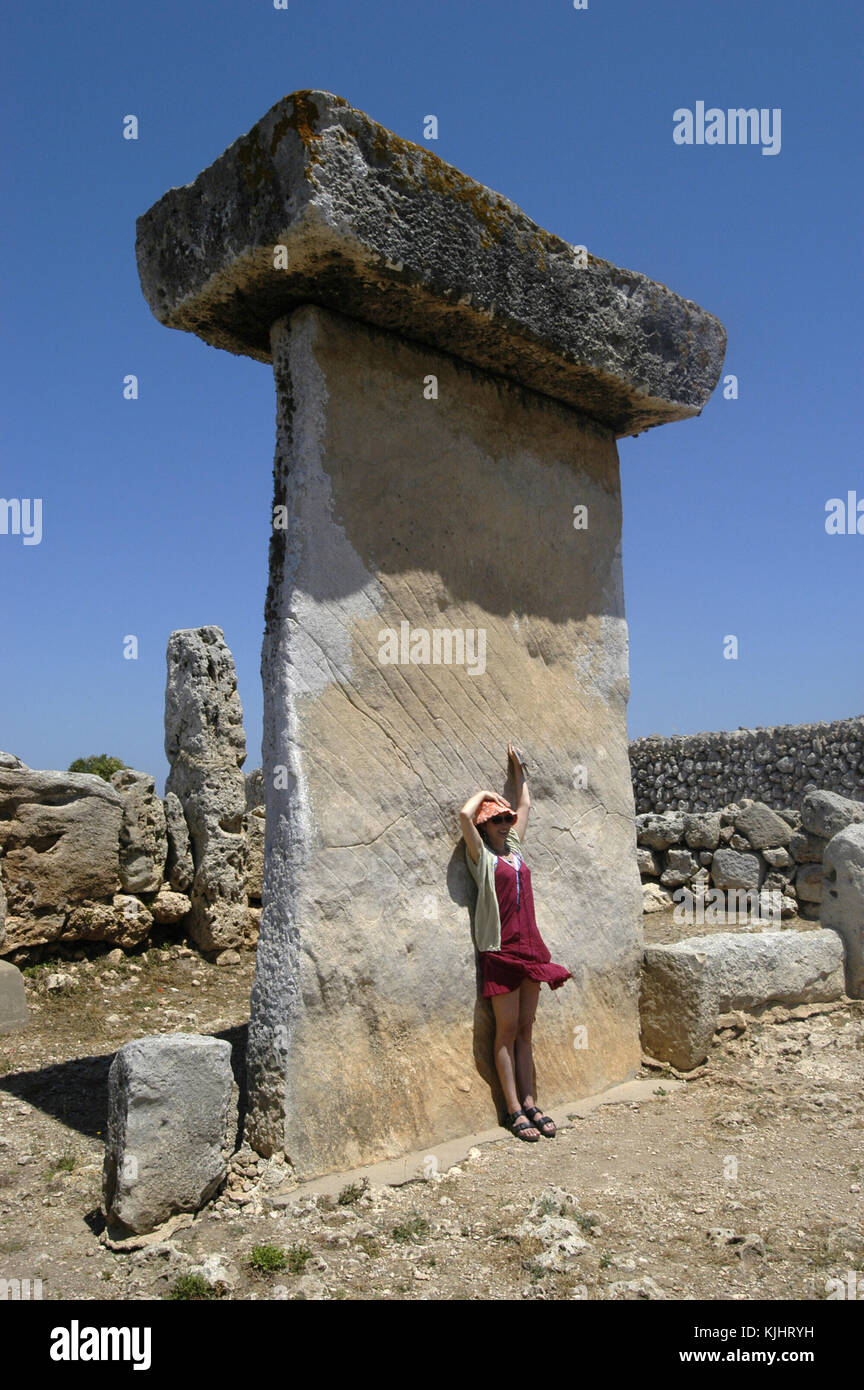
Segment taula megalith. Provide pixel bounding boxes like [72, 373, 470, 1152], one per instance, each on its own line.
[137, 90, 725, 1178]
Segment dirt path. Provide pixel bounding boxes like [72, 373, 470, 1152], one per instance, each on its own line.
[1, 942, 862, 1301]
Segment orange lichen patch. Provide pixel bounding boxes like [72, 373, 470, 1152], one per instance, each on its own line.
[268, 91, 352, 164]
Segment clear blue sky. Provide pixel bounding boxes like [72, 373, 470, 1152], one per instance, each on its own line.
[2, 0, 861, 795]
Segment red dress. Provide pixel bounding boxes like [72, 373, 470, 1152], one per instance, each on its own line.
[481, 850, 573, 997]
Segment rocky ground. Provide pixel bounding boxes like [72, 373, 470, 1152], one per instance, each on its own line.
[1, 933, 862, 1302]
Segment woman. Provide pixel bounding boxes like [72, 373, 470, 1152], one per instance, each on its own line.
[460, 743, 572, 1142]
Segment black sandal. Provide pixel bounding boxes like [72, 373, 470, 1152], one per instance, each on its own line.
[506, 1109, 541, 1142]
[523, 1105, 556, 1138]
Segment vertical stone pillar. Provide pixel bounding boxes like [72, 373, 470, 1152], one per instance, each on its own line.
[137, 90, 725, 1177]
[164, 626, 248, 952]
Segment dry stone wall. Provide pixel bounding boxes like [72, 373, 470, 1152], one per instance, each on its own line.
[629, 717, 864, 814]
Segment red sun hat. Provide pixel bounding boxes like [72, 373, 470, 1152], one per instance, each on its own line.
[474, 798, 517, 827]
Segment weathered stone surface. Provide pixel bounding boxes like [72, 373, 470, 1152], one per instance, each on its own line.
[801, 789, 864, 841]
[65, 895, 153, 949]
[630, 718, 864, 815]
[822, 824, 864, 998]
[660, 849, 698, 888]
[150, 890, 192, 925]
[0, 767, 122, 950]
[673, 931, 845, 1012]
[640, 945, 720, 1070]
[244, 808, 265, 902]
[244, 303, 644, 1177]
[683, 811, 722, 850]
[642, 882, 674, 913]
[0, 959, 28, 1033]
[136, 91, 725, 440]
[789, 829, 829, 864]
[163, 791, 194, 893]
[636, 813, 685, 851]
[640, 929, 845, 1069]
[636, 846, 660, 877]
[164, 627, 248, 952]
[710, 848, 764, 892]
[794, 863, 824, 904]
[733, 801, 792, 851]
[110, 769, 167, 894]
[762, 846, 792, 869]
[102, 1034, 236, 1236]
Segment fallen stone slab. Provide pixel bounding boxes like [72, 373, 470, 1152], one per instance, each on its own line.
[136, 90, 725, 440]
[102, 1034, 237, 1236]
[822, 824, 864, 998]
[640, 930, 846, 1068]
[0, 959, 28, 1033]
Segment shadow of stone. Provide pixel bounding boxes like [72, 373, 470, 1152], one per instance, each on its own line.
[0, 1023, 250, 1152]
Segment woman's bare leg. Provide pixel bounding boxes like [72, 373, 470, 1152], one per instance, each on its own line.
[514, 979, 541, 1110]
[491, 989, 539, 1137]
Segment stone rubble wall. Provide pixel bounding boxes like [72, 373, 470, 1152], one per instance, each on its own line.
[637, 788, 864, 922]
[629, 717, 864, 815]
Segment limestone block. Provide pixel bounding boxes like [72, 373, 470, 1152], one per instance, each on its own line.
[244, 809, 265, 901]
[164, 627, 248, 951]
[822, 824, 864, 998]
[643, 883, 674, 913]
[163, 791, 194, 893]
[636, 813, 685, 851]
[795, 863, 824, 904]
[640, 929, 845, 1069]
[65, 895, 153, 949]
[710, 848, 764, 892]
[245, 304, 644, 1176]
[150, 890, 192, 925]
[102, 1034, 236, 1236]
[111, 769, 168, 894]
[733, 801, 792, 851]
[0, 959, 28, 1033]
[636, 846, 661, 877]
[801, 789, 864, 841]
[660, 849, 698, 888]
[136, 91, 725, 439]
[683, 811, 722, 850]
[673, 930, 845, 1012]
[789, 829, 829, 864]
[0, 767, 122, 950]
[640, 945, 720, 1070]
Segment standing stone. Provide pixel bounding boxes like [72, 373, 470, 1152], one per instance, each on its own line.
[110, 769, 168, 894]
[136, 90, 725, 1178]
[0, 766, 122, 950]
[822, 823, 864, 998]
[0, 960, 28, 1033]
[102, 1034, 236, 1236]
[164, 627, 248, 952]
[640, 945, 720, 1070]
[244, 770, 266, 902]
[163, 791, 194, 893]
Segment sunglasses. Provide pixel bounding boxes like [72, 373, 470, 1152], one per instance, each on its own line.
[488, 813, 515, 825]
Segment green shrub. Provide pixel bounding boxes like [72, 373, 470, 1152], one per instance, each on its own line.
[68, 755, 126, 782]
